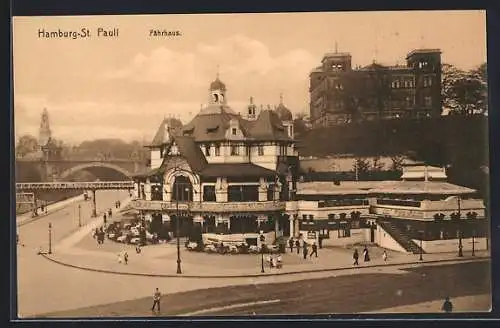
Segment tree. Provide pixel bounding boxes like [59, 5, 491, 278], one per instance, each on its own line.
[390, 155, 405, 171]
[371, 156, 384, 171]
[16, 134, 39, 157]
[293, 113, 311, 139]
[442, 63, 488, 115]
[352, 158, 370, 179]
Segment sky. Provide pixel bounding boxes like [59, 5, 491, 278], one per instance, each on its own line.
[13, 11, 487, 144]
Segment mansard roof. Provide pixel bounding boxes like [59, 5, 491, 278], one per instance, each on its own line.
[182, 108, 292, 142]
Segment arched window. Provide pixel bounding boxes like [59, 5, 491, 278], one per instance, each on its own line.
[172, 176, 193, 202]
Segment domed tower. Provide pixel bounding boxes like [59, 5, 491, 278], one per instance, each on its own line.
[275, 94, 294, 139]
[208, 72, 227, 106]
[247, 96, 257, 120]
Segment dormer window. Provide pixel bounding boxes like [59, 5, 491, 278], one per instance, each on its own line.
[231, 128, 237, 135]
[258, 145, 264, 156]
[205, 145, 211, 156]
[214, 144, 221, 156]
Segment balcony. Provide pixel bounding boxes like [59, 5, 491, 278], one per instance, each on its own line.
[131, 200, 286, 213]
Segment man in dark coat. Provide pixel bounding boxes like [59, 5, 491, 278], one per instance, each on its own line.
[353, 249, 359, 266]
[310, 242, 318, 258]
[289, 238, 294, 253]
[303, 243, 308, 260]
[295, 240, 300, 254]
[442, 297, 453, 313]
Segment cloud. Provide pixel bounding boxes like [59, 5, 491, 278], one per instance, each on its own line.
[14, 94, 252, 143]
[16, 35, 317, 143]
[102, 34, 316, 107]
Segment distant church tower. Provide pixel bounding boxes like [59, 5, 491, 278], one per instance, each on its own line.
[247, 96, 257, 120]
[38, 108, 52, 147]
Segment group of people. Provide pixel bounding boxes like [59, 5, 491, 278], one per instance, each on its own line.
[117, 251, 129, 265]
[93, 227, 106, 244]
[288, 238, 319, 260]
[267, 254, 283, 269]
[352, 247, 388, 265]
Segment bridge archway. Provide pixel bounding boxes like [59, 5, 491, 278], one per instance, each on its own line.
[58, 162, 133, 181]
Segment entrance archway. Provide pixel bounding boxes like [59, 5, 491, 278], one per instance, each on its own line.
[172, 176, 193, 201]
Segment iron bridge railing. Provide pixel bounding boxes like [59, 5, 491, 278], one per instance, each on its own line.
[16, 181, 134, 191]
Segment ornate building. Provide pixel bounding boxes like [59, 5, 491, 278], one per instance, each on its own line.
[309, 48, 443, 127]
[132, 77, 300, 245]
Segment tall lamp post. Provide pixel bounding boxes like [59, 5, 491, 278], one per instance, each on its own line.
[48, 222, 52, 254]
[260, 234, 265, 273]
[419, 231, 423, 261]
[472, 228, 476, 257]
[457, 196, 463, 257]
[175, 182, 182, 274]
[78, 204, 82, 227]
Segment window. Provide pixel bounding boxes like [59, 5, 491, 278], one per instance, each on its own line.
[279, 145, 287, 156]
[230, 145, 239, 156]
[308, 215, 314, 222]
[203, 185, 216, 202]
[258, 145, 264, 156]
[205, 145, 211, 157]
[231, 128, 237, 135]
[228, 185, 259, 202]
[214, 144, 220, 156]
[245, 146, 250, 156]
[424, 96, 432, 107]
[267, 184, 275, 201]
[302, 214, 308, 220]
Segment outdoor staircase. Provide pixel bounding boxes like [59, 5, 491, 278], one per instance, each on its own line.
[378, 220, 425, 254]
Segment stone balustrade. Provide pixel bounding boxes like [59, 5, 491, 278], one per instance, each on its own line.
[131, 199, 285, 213]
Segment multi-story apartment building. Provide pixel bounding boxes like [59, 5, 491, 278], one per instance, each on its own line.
[309, 48, 442, 128]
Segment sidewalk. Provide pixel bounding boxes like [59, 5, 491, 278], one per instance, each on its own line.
[45, 237, 490, 278]
[364, 294, 491, 313]
[17, 194, 84, 226]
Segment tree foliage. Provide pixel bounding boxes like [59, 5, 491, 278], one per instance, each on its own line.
[16, 134, 39, 157]
[442, 63, 488, 115]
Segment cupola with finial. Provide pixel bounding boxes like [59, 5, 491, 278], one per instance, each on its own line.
[247, 96, 257, 120]
[208, 66, 227, 105]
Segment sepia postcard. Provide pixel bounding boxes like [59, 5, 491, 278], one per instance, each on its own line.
[13, 10, 491, 319]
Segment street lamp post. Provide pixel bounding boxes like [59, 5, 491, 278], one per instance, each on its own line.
[419, 231, 423, 261]
[457, 196, 463, 257]
[260, 234, 265, 273]
[175, 183, 182, 274]
[78, 204, 82, 227]
[472, 228, 476, 257]
[48, 222, 52, 254]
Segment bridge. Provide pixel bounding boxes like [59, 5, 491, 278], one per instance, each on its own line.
[16, 158, 147, 182]
[16, 181, 135, 218]
[16, 181, 134, 191]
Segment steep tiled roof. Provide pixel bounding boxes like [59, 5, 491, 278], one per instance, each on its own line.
[182, 108, 291, 142]
[249, 110, 292, 141]
[173, 136, 208, 173]
[200, 163, 276, 178]
[149, 117, 183, 147]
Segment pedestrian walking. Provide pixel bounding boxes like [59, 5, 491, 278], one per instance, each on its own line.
[303, 243, 308, 260]
[108, 208, 113, 218]
[382, 250, 388, 262]
[103, 213, 107, 225]
[124, 252, 129, 265]
[353, 249, 359, 266]
[441, 296, 453, 313]
[289, 238, 294, 253]
[277, 254, 283, 269]
[151, 288, 161, 313]
[295, 240, 300, 254]
[363, 246, 370, 262]
[310, 242, 318, 258]
[136, 245, 142, 254]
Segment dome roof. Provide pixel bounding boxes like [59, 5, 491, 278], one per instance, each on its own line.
[210, 78, 226, 91]
[275, 103, 293, 121]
